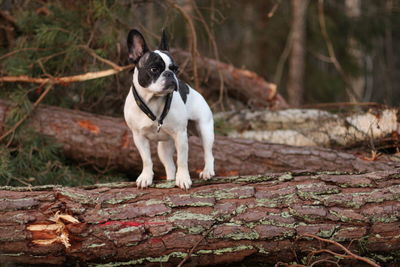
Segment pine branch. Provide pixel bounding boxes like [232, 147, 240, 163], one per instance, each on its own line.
[0, 65, 132, 84]
[0, 82, 54, 142]
[77, 45, 123, 71]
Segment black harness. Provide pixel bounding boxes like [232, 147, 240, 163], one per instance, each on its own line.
[131, 83, 173, 133]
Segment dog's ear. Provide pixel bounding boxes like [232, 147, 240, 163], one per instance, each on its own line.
[158, 29, 169, 51]
[127, 29, 149, 64]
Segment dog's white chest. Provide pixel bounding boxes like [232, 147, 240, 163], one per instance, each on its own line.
[141, 125, 171, 141]
[124, 90, 176, 142]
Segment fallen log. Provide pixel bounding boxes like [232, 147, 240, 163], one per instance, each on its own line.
[0, 169, 399, 266]
[0, 100, 396, 178]
[171, 49, 288, 109]
[215, 108, 399, 147]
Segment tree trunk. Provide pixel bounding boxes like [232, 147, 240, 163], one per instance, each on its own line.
[215, 108, 399, 147]
[0, 169, 399, 266]
[384, 0, 395, 106]
[171, 49, 288, 109]
[345, 0, 365, 102]
[287, 0, 309, 106]
[0, 100, 395, 179]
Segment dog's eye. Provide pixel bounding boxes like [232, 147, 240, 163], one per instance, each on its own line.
[150, 67, 158, 73]
[170, 66, 179, 73]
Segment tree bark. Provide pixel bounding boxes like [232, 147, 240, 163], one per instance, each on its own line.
[287, 0, 309, 106]
[171, 49, 288, 109]
[215, 108, 399, 147]
[0, 100, 395, 179]
[0, 169, 399, 266]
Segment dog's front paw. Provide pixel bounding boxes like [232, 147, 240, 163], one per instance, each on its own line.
[199, 168, 215, 180]
[136, 171, 154, 189]
[176, 171, 192, 190]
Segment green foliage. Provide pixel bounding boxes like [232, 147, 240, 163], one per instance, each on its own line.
[0, 87, 127, 187]
[0, 0, 158, 187]
[0, 0, 129, 115]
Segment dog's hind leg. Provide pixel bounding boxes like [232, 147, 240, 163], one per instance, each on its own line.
[157, 139, 176, 181]
[197, 118, 215, 180]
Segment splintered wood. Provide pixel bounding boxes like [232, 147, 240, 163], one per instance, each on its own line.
[27, 211, 80, 248]
[216, 108, 398, 147]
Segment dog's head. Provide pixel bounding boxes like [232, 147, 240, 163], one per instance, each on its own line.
[127, 29, 179, 95]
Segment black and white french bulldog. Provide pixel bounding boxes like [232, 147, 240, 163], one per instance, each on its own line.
[124, 29, 215, 190]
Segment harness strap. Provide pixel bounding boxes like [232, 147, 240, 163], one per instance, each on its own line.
[131, 83, 173, 132]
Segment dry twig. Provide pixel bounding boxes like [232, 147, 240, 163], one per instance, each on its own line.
[192, 2, 225, 109]
[268, 0, 282, 18]
[273, 27, 293, 87]
[317, 0, 359, 101]
[168, 0, 200, 92]
[176, 225, 215, 267]
[301, 234, 380, 267]
[0, 65, 131, 84]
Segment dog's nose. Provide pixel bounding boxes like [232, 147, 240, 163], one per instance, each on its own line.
[163, 70, 174, 78]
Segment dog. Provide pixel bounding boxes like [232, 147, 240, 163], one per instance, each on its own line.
[124, 29, 215, 189]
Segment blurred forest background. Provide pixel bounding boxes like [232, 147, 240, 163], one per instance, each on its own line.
[0, 0, 399, 187]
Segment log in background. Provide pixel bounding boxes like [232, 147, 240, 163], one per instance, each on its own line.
[0, 169, 399, 266]
[170, 49, 288, 108]
[0, 100, 396, 179]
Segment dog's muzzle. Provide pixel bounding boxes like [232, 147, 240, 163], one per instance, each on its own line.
[163, 71, 177, 91]
[164, 80, 177, 92]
